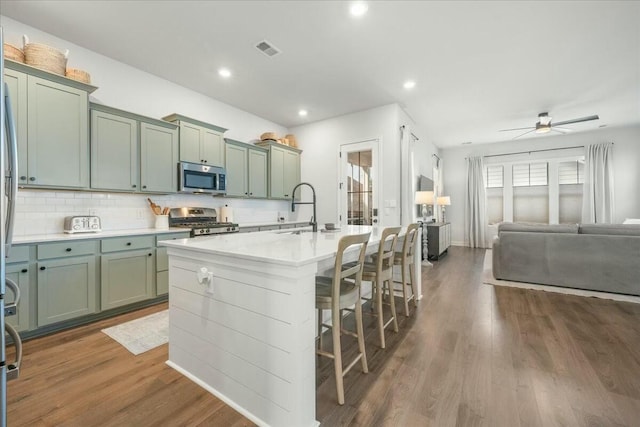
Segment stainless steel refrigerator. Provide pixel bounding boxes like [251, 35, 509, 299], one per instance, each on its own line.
[1, 27, 22, 426]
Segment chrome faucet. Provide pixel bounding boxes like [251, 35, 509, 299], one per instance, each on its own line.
[291, 182, 317, 232]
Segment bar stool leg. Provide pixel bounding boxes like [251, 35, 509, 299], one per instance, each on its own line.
[387, 279, 399, 332]
[409, 262, 418, 308]
[354, 289, 368, 373]
[317, 309, 324, 351]
[331, 306, 345, 405]
[375, 279, 386, 349]
[401, 262, 410, 317]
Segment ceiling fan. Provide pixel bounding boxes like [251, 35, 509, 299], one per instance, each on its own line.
[499, 112, 599, 139]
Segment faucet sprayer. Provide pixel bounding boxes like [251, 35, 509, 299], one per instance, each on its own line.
[291, 182, 318, 232]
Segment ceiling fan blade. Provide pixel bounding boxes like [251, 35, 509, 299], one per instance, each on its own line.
[512, 129, 536, 140]
[499, 126, 535, 132]
[552, 115, 599, 127]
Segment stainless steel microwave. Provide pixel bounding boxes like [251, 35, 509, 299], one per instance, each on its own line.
[178, 161, 226, 195]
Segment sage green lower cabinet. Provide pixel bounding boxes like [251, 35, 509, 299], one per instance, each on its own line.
[37, 256, 97, 327]
[101, 234, 156, 310]
[156, 232, 190, 296]
[101, 249, 154, 310]
[5, 263, 30, 332]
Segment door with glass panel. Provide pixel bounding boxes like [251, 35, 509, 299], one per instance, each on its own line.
[339, 140, 379, 226]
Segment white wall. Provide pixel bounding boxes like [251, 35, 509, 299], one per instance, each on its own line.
[442, 124, 640, 246]
[289, 104, 439, 226]
[2, 16, 294, 235]
[1, 16, 288, 142]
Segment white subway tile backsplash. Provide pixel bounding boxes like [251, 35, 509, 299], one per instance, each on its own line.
[14, 188, 294, 236]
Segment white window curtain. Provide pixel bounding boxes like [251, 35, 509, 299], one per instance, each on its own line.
[581, 143, 615, 224]
[465, 156, 487, 248]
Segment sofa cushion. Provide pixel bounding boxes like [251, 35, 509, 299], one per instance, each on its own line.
[579, 224, 640, 236]
[498, 222, 578, 234]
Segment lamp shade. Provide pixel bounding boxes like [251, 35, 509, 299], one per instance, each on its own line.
[437, 196, 451, 206]
[415, 191, 434, 205]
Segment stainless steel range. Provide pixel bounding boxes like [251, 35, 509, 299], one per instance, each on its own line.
[169, 207, 239, 236]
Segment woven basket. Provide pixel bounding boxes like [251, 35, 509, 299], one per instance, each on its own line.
[3, 43, 24, 63]
[66, 68, 91, 84]
[261, 132, 277, 141]
[23, 35, 68, 75]
[285, 134, 297, 148]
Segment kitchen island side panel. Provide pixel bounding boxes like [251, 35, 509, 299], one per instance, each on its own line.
[166, 249, 319, 427]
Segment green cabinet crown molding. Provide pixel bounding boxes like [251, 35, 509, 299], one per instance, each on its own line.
[162, 113, 228, 133]
[254, 139, 303, 154]
[225, 138, 268, 152]
[5, 59, 98, 94]
[90, 103, 178, 130]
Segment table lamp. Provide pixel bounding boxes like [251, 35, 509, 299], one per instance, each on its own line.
[415, 191, 434, 222]
[437, 196, 451, 223]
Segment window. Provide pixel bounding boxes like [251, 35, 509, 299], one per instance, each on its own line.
[513, 162, 548, 187]
[558, 160, 584, 185]
[485, 165, 503, 188]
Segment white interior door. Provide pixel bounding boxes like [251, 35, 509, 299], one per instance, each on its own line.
[338, 139, 379, 227]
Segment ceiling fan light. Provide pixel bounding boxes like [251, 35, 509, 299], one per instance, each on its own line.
[535, 124, 551, 134]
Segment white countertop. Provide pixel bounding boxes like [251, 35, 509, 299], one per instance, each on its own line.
[238, 220, 310, 228]
[161, 225, 405, 267]
[13, 227, 189, 244]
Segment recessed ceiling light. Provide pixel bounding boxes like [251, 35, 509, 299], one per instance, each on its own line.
[403, 80, 416, 89]
[218, 68, 231, 78]
[298, 109, 308, 117]
[350, 1, 368, 17]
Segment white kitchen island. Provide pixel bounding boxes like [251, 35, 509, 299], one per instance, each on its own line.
[160, 225, 421, 427]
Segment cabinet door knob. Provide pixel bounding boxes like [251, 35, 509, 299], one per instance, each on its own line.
[29, 177, 36, 181]
[132, 184, 137, 188]
[40, 266, 46, 271]
[148, 253, 152, 257]
[142, 185, 147, 189]
[20, 176, 26, 180]
[245, 192, 248, 195]
[66, 248, 72, 252]
[126, 242, 132, 246]
[21, 269, 28, 273]
[249, 193, 253, 196]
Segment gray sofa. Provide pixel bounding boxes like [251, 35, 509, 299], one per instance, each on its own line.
[492, 222, 640, 296]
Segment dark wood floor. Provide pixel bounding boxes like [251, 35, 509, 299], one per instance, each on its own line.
[8, 246, 640, 426]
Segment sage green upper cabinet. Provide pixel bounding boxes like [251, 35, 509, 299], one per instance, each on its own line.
[91, 109, 138, 191]
[225, 139, 268, 198]
[163, 114, 227, 166]
[248, 146, 268, 198]
[4, 69, 28, 184]
[4, 61, 97, 189]
[140, 122, 178, 193]
[224, 141, 248, 197]
[255, 141, 302, 199]
[90, 103, 178, 193]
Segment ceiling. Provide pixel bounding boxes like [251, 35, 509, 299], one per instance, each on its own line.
[1, 1, 639, 148]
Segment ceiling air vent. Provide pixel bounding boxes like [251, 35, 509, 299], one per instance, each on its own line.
[255, 40, 281, 57]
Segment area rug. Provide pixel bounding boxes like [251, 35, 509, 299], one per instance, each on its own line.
[102, 310, 169, 355]
[482, 250, 640, 303]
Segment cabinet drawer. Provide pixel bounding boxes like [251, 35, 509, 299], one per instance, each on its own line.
[38, 240, 97, 260]
[6, 245, 30, 264]
[101, 235, 155, 253]
[156, 231, 191, 244]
